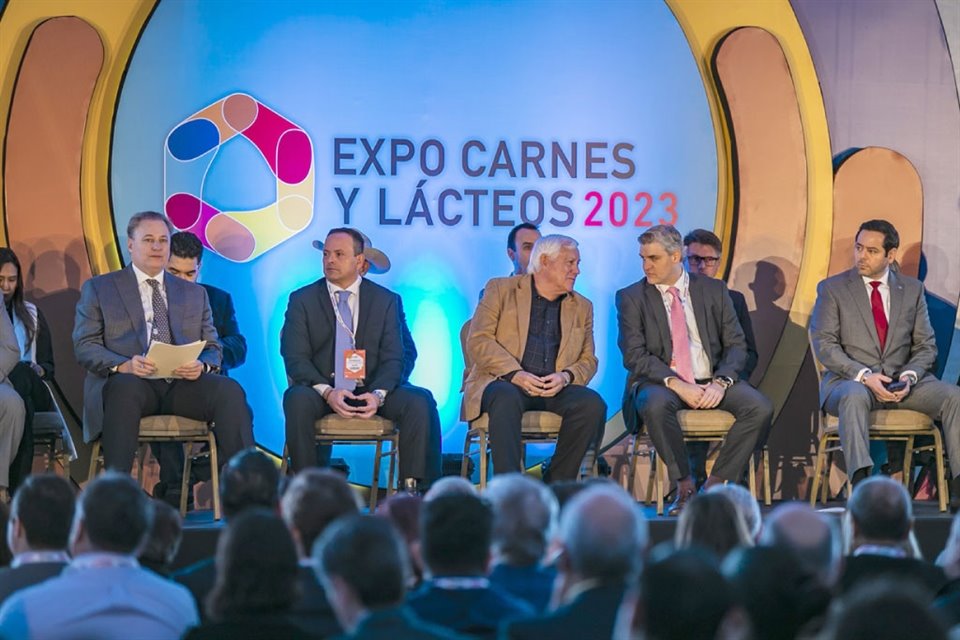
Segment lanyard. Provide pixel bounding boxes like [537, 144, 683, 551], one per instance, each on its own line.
[432, 577, 490, 590]
[329, 289, 357, 346]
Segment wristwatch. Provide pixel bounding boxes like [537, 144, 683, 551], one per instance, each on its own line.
[713, 376, 734, 390]
[373, 389, 387, 406]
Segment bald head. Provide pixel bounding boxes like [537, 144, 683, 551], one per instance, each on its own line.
[559, 485, 648, 583]
[848, 477, 912, 543]
[760, 503, 840, 586]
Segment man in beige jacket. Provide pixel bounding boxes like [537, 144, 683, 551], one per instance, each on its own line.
[463, 235, 605, 482]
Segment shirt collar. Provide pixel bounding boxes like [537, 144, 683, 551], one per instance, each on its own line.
[132, 263, 165, 288]
[327, 276, 362, 297]
[655, 269, 689, 297]
[69, 552, 140, 570]
[11, 550, 70, 568]
[861, 268, 890, 288]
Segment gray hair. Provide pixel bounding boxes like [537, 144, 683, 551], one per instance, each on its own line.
[127, 211, 174, 238]
[558, 484, 648, 583]
[528, 234, 578, 274]
[484, 474, 559, 566]
[423, 476, 477, 502]
[638, 224, 682, 255]
[760, 503, 842, 587]
[708, 483, 762, 540]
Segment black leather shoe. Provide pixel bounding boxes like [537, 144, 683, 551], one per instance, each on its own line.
[667, 486, 695, 517]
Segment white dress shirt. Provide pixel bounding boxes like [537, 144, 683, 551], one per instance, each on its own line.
[656, 270, 712, 381]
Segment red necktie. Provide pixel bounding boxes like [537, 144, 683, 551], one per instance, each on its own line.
[668, 287, 695, 383]
[870, 281, 887, 351]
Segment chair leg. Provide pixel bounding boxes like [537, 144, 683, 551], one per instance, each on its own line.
[748, 453, 757, 498]
[208, 433, 221, 521]
[654, 452, 664, 516]
[279, 442, 289, 475]
[625, 435, 638, 499]
[763, 447, 772, 506]
[180, 443, 192, 517]
[903, 436, 915, 493]
[370, 439, 383, 511]
[137, 443, 149, 490]
[478, 429, 488, 490]
[933, 429, 948, 513]
[87, 440, 101, 483]
[810, 432, 828, 507]
[646, 449, 657, 506]
[386, 437, 397, 499]
[461, 431, 472, 479]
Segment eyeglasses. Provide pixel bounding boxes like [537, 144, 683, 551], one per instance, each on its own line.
[686, 255, 720, 266]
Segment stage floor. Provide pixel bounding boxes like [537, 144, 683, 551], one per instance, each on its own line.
[170, 500, 955, 571]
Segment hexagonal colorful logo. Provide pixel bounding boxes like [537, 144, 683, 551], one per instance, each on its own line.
[163, 93, 314, 262]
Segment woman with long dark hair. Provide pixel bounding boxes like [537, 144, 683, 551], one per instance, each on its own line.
[0, 248, 55, 492]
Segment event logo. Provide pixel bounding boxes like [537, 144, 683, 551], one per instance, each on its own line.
[163, 93, 314, 262]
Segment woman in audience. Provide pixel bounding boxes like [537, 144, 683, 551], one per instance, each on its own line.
[184, 509, 314, 639]
[0, 248, 55, 492]
[674, 492, 752, 561]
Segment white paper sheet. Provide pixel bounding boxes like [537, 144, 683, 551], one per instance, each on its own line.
[143, 340, 206, 379]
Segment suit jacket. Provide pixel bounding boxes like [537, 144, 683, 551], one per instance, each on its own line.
[202, 284, 247, 372]
[398, 298, 417, 383]
[841, 554, 947, 596]
[462, 275, 598, 422]
[729, 289, 758, 379]
[344, 606, 467, 640]
[615, 273, 747, 434]
[502, 582, 625, 640]
[72, 266, 221, 442]
[0, 561, 66, 607]
[810, 268, 937, 406]
[281, 278, 403, 393]
[406, 582, 534, 639]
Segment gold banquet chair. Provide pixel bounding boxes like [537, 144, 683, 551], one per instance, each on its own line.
[87, 415, 222, 520]
[32, 381, 78, 477]
[458, 321, 564, 489]
[808, 333, 946, 511]
[279, 413, 399, 511]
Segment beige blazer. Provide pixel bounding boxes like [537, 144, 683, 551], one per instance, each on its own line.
[461, 274, 598, 422]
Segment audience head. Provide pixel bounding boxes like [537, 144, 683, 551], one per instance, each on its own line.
[707, 483, 762, 540]
[126, 211, 174, 277]
[636, 549, 739, 640]
[423, 476, 477, 502]
[557, 484, 648, 585]
[220, 448, 280, 520]
[937, 510, 960, 579]
[506, 222, 541, 275]
[377, 493, 424, 585]
[682, 228, 724, 278]
[167, 231, 204, 282]
[675, 492, 752, 561]
[855, 219, 899, 280]
[845, 476, 912, 551]
[723, 545, 832, 640]
[528, 234, 581, 296]
[638, 224, 684, 286]
[71, 472, 152, 556]
[420, 494, 492, 578]
[820, 580, 946, 640]
[206, 508, 299, 621]
[760, 502, 841, 587]
[315, 515, 409, 633]
[484, 473, 558, 566]
[7, 474, 75, 555]
[280, 468, 360, 559]
[137, 500, 183, 574]
[322, 227, 366, 288]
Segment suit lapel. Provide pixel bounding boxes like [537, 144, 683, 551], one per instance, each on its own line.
[166, 276, 183, 345]
[643, 280, 673, 362]
[116, 266, 148, 352]
[317, 278, 337, 336]
[845, 269, 882, 353]
[558, 292, 575, 356]
[689, 275, 713, 365]
[887, 270, 905, 337]
[517, 276, 532, 352]
[355, 278, 370, 348]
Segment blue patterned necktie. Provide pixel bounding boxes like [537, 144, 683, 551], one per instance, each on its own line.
[334, 290, 356, 391]
[146, 279, 172, 344]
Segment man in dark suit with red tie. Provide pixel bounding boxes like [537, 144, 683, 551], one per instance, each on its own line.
[616, 225, 771, 515]
[810, 219, 960, 497]
[281, 228, 440, 489]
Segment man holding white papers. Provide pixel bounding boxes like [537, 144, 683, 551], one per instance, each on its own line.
[73, 212, 253, 484]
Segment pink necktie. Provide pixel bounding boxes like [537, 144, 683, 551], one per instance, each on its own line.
[668, 287, 695, 383]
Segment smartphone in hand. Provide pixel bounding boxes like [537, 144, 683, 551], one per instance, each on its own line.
[885, 379, 908, 393]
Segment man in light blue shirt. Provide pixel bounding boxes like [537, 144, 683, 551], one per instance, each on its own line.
[0, 472, 198, 639]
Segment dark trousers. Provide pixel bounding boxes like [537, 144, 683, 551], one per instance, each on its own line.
[283, 383, 442, 483]
[634, 381, 771, 482]
[8, 362, 54, 491]
[480, 380, 606, 482]
[101, 373, 254, 479]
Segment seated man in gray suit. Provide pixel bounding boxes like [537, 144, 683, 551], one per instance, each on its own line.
[72, 211, 253, 489]
[616, 225, 771, 516]
[810, 219, 960, 502]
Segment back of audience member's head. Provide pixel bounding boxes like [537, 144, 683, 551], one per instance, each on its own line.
[315, 515, 409, 631]
[485, 473, 559, 566]
[723, 545, 832, 640]
[280, 468, 359, 558]
[846, 476, 912, 549]
[707, 483, 761, 541]
[559, 484, 648, 584]
[820, 580, 946, 640]
[423, 476, 477, 501]
[760, 502, 842, 588]
[138, 500, 183, 574]
[8, 474, 75, 552]
[220, 448, 280, 519]
[639, 549, 739, 640]
[937, 511, 960, 579]
[73, 472, 152, 555]
[420, 493, 492, 577]
[377, 493, 423, 585]
[675, 492, 752, 561]
[206, 508, 299, 621]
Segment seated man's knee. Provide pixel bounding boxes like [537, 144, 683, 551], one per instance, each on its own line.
[283, 385, 316, 413]
[636, 386, 679, 417]
[837, 383, 872, 410]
